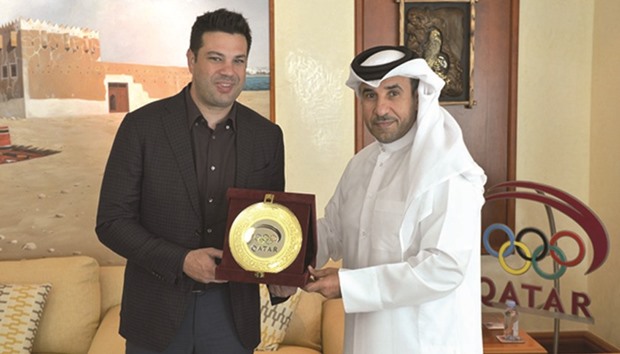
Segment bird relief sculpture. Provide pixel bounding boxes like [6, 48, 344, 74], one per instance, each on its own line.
[404, 4, 469, 102]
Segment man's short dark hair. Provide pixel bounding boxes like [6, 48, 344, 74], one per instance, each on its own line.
[189, 8, 252, 56]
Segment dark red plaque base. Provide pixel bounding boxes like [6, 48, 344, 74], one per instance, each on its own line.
[215, 188, 317, 287]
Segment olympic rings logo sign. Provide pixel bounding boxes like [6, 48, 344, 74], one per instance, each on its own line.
[485, 181, 609, 278]
[483, 224, 585, 280]
[481, 181, 610, 323]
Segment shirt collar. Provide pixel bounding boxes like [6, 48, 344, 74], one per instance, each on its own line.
[184, 84, 237, 130]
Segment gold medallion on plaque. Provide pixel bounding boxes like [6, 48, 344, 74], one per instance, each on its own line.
[229, 193, 302, 276]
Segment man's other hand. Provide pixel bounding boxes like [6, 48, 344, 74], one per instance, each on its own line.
[268, 284, 298, 298]
[303, 266, 341, 299]
[183, 248, 227, 284]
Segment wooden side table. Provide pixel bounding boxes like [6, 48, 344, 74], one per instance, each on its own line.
[483, 329, 548, 353]
[482, 312, 547, 354]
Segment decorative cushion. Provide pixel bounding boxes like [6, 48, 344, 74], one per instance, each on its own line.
[0, 283, 52, 354]
[0, 256, 101, 354]
[256, 284, 302, 351]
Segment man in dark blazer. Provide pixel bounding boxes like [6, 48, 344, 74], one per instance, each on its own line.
[96, 9, 293, 354]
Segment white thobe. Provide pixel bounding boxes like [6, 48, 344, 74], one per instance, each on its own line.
[317, 124, 486, 354]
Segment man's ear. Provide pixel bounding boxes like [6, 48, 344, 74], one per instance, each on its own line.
[186, 49, 195, 72]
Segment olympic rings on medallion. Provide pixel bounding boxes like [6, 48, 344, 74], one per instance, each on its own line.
[531, 245, 567, 280]
[498, 241, 531, 275]
[483, 223, 515, 257]
[252, 233, 278, 245]
[516, 227, 548, 262]
[482, 224, 587, 280]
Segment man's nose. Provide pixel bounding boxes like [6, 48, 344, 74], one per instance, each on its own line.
[218, 61, 235, 76]
[374, 96, 390, 116]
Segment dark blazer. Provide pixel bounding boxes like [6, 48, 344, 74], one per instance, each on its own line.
[96, 87, 285, 351]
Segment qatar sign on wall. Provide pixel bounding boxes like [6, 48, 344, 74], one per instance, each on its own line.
[481, 181, 610, 324]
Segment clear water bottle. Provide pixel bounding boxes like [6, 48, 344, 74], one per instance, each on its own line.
[503, 300, 520, 341]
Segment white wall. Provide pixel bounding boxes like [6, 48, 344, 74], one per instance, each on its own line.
[589, 0, 620, 347]
[274, 0, 355, 216]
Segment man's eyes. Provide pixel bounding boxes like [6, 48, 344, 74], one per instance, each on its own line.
[207, 56, 246, 65]
[362, 92, 376, 99]
[362, 91, 400, 99]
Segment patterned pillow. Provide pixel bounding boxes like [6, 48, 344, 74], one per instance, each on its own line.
[256, 284, 301, 351]
[0, 283, 52, 354]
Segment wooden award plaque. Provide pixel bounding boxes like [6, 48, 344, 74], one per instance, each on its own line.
[215, 188, 317, 287]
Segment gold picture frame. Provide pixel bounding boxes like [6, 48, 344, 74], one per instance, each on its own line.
[399, 0, 476, 107]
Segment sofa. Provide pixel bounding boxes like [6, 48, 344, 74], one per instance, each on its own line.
[0, 256, 344, 354]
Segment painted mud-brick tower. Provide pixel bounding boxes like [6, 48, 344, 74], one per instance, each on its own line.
[0, 18, 103, 118]
[0, 18, 190, 118]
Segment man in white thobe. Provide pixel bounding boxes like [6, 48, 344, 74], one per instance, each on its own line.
[304, 45, 487, 354]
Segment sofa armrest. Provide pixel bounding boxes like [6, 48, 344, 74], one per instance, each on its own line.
[99, 266, 125, 319]
[321, 299, 344, 354]
[87, 305, 125, 354]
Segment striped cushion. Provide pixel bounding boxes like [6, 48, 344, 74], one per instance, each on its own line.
[0, 283, 52, 354]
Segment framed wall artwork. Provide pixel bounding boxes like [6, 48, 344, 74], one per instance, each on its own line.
[399, 0, 476, 107]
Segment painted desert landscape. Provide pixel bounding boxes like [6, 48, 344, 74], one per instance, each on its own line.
[0, 90, 269, 265]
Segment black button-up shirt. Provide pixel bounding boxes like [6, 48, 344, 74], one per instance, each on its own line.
[185, 86, 237, 249]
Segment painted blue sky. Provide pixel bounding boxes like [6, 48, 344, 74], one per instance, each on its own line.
[0, 0, 270, 69]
